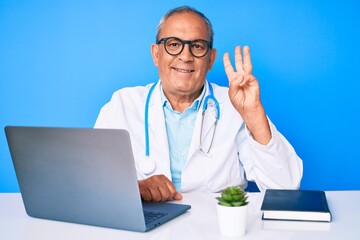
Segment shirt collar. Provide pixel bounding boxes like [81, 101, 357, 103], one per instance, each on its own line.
[160, 83, 206, 112]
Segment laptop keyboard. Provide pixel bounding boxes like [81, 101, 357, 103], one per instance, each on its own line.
[144, 210, 168, 224]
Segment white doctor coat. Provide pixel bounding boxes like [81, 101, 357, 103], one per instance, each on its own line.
[95, 81, 303, 192]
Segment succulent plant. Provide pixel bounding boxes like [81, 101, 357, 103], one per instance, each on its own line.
[216, 186, 249, 207]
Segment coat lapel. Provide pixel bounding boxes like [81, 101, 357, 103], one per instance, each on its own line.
[187, 82, 222, 159]
[147, 82, 171, 178]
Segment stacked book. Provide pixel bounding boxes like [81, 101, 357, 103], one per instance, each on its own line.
[260, 189, 332, 222]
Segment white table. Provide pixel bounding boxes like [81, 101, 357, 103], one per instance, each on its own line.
[0, 191, 359, 239]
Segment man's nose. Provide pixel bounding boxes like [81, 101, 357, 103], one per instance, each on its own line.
[178, 43, 194, 62]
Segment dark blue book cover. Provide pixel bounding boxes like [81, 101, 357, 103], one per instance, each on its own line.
[261, 189, 332, 222]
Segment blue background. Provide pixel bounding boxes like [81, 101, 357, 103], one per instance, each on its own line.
[1, 0, 359, 192]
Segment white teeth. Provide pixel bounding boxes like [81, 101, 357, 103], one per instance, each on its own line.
[174, 68, 193, 73]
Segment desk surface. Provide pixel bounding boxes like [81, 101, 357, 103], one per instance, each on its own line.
[0, 191, 359, 240]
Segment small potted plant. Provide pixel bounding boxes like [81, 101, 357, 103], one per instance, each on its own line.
[216, 186, 249, 237]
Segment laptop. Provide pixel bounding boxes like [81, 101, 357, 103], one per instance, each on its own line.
[5, 126, 191, 232]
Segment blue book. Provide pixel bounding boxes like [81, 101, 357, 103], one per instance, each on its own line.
[260, 189, 332, 222]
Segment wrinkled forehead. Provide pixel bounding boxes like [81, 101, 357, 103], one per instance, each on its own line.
[159, 12, 210, 40]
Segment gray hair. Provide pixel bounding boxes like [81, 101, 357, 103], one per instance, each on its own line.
[155, 6, 214, 44]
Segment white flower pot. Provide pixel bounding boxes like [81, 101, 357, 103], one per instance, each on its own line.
[216, 204, 248, 237]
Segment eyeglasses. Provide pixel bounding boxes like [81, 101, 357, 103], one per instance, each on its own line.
[157, 37, 213, 58]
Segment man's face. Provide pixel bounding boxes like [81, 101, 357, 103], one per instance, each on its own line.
[151, 12, 217, 100]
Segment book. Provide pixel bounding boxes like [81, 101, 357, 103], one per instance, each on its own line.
[260, 189, 332, 222]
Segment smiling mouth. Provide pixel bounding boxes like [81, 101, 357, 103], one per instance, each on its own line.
[172, 67, 194, 73]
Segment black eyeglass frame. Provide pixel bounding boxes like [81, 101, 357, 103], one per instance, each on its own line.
[156, 37, 213, 58]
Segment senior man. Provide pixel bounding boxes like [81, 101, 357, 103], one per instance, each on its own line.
[95, 6, 303, 202]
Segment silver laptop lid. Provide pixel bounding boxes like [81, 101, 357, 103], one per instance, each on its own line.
[5, 126, 147, 232]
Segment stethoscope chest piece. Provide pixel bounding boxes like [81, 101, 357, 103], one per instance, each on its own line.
[139, 157, 156, 175]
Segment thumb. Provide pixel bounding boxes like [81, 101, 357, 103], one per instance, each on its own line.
[173, 192, 183, 200]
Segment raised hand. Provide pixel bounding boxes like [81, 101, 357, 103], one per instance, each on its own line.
[223, 46, 271, 145]
[223, 46, 260, 114]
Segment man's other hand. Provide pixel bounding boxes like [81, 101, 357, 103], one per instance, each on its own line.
[138, 175, 183, 202]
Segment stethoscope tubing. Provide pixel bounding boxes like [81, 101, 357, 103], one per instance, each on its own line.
[144, 81, 219, 158]
[144, 82, 157, 157]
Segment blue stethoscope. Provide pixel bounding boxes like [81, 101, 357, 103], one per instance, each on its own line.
[139, 81, 220, 175]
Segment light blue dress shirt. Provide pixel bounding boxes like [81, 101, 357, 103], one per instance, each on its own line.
[161, 85, 205, 191]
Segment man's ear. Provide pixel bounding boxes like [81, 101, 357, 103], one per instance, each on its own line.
[151, 44, 159, 67]
[207, 48, 217, 70]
